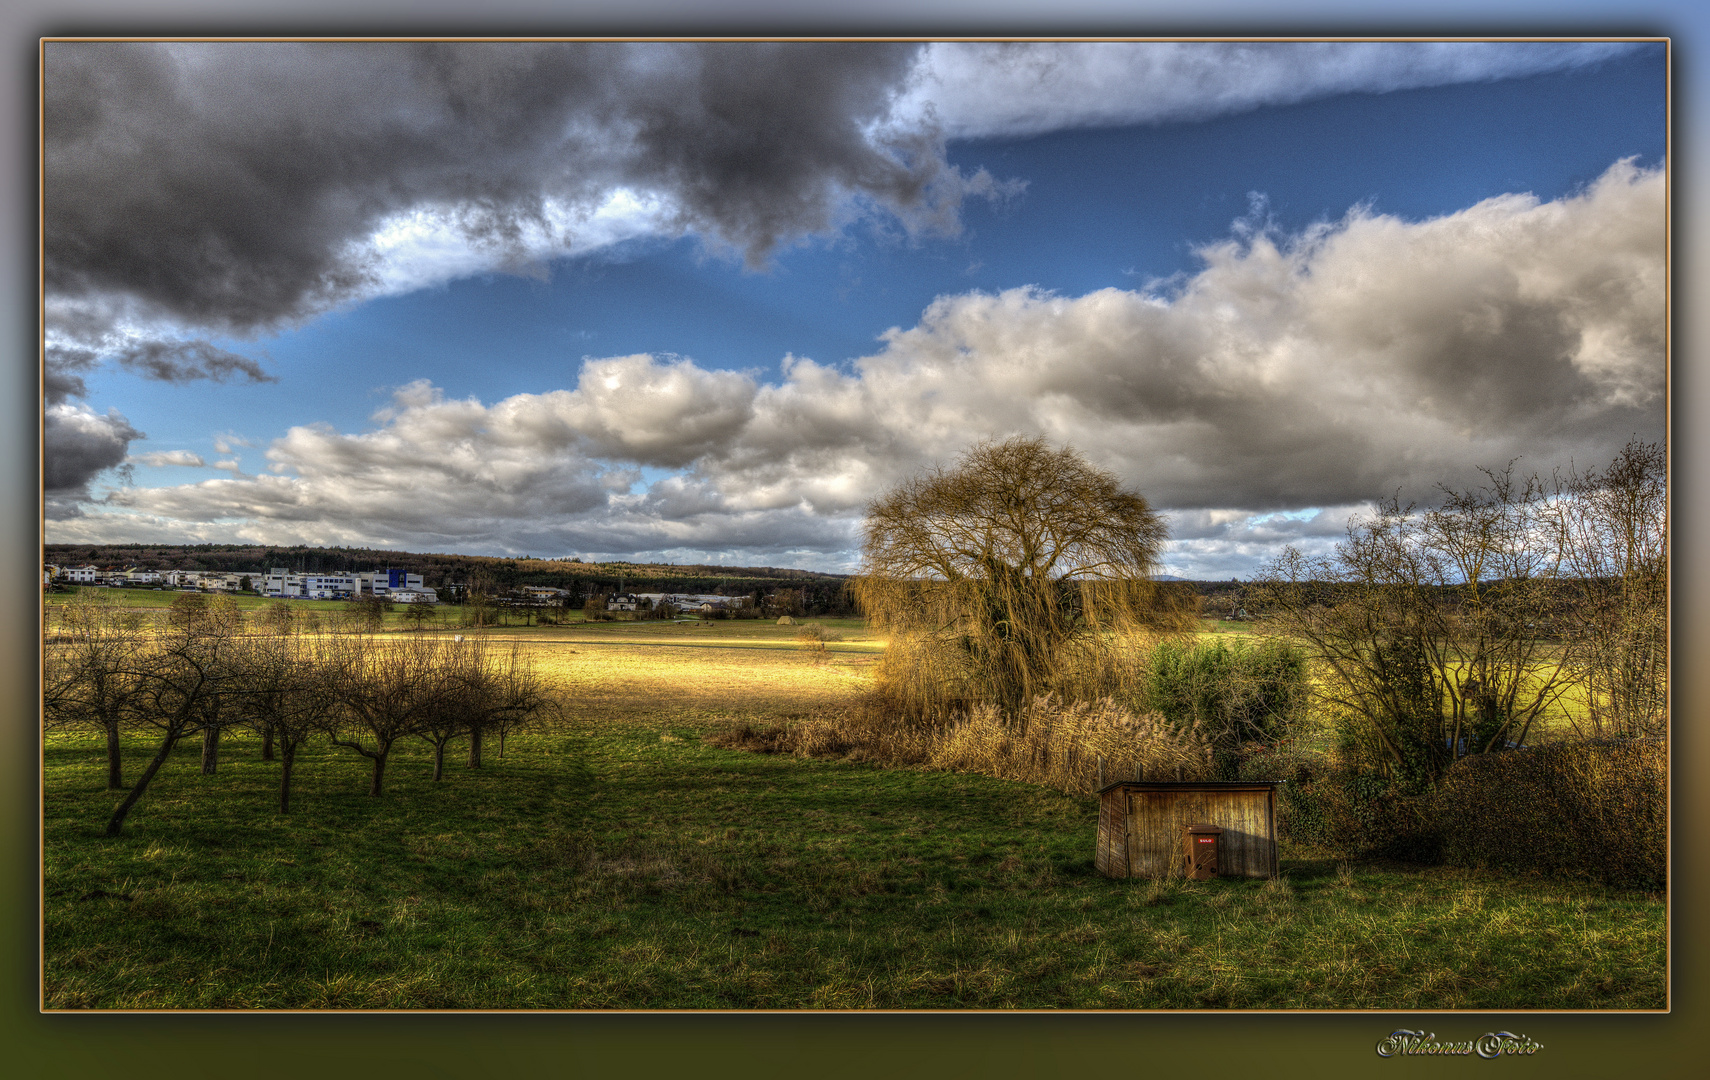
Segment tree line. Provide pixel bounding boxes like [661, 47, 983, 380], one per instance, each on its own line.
[44, 591, 553, 836]
[45, 542, 848, 596]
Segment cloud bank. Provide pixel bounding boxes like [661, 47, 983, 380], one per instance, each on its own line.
[53, 160, 1664, 576]
[43, 40, 1647, 519]
[44, 42, 959, 346]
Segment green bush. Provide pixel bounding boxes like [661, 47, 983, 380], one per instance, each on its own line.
[1143, 637, 1307, 776]
[1308, 767, 1443, 862]
[1235, 741, 1328, 846]
[1436, 740, 1665, 888]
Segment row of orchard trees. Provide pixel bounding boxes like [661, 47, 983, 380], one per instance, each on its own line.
[44, 592, 552, 835]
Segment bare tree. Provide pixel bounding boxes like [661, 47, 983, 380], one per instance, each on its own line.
[461, 638, 551, 767]
[415, 635, 480, 781]
[1543, 439, 1667, 740]
[193, 596, 245, 775]
[346, 595, 392, 632]
[463, 571, 496, 628]
[104, 603, 244, 836]
[45, 590, 146, 790]
[402, 601, 437, 631]
[1254, 467, 1570, 788]
[231, 631, 339, 813]
[323, 632, 453, 796]
[256, 599, 296, 637]
[855, 436, 1174, 725]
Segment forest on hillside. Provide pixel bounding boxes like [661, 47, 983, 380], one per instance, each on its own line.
[43, 543, 847, 597]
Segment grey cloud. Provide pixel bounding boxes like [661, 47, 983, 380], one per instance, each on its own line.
[114, 340, 276, 385]
[44, 41, 953, 350]
[553, 355, 757, 467]
[44, 403, 143, 496]
[44, 346, 98, 405]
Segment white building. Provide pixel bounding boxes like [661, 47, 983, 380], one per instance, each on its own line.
[302, 574, 361, 599]
[260, 568, 294, 596]
[355, 569, 425, 596]
[61, 565, 99, 584]
[260, 568, 361, 599]
[257, 567, 421, 600]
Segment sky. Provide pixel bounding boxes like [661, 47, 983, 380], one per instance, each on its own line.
[40, 39, 1667, 577]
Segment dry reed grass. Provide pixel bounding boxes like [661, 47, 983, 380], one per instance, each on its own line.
[710, 693, 1213, 795]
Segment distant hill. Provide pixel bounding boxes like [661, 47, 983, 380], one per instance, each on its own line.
[43, 542, 1250, 616]
[43, 543, 852, 609]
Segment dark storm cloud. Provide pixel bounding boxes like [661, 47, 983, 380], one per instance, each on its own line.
[43, 404, 143, 498]
[43, 346, 98, 405]
[43, 41, 946, 346]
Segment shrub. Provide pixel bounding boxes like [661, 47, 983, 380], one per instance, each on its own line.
[1141, 637, 1308, 776]
[1436, 739, 1665, 888]
[1312, 766, 1443, 863]
[1235, 740, 1328, 846]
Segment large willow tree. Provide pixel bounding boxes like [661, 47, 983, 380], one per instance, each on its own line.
[855, 436, 1175, 724]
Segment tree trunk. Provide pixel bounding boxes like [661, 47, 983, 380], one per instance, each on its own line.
[279, 743, 295, 814]
[106, 731, 180, 836]
[467, 727, 483, 769]
[201, 724, 220, 775]
[104, 718, 125, 790]
[369, 753, 387, 797]
[262, 723, 275, 761]
[432, 740, 445, 781]
[498, 729, 507, 760]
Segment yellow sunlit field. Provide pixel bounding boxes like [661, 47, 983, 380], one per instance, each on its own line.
[492, 617, 882, 725]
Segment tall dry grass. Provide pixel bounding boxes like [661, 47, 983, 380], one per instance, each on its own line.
[925, 695, 1214, 791]
[867, 627, 1166, 730]
[710, 693, 1213, 795]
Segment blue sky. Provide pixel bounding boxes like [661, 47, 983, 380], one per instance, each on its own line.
[43, 40, 1667, 576]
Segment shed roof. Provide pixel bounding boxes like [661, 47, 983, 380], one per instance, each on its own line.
[1097, 779, 1283, 795]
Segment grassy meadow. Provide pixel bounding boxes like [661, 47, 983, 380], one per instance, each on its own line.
[41, 602, 1664, 1010]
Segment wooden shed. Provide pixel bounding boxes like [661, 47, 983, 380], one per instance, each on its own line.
[1096, 780, 1281, 879]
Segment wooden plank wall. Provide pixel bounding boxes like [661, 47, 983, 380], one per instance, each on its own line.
[1095, 788, 1127, 877]
[1110, 786, 1276, 879]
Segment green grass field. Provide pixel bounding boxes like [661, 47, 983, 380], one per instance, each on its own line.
[41, 617, 1665, 1010]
